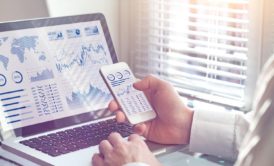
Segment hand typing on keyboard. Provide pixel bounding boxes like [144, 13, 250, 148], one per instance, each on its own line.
[92, 132, 162, 166]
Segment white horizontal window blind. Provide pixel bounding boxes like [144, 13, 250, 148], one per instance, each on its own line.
[132, 0, 250, 108]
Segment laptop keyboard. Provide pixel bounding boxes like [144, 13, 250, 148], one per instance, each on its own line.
[19, 119, 133, 157]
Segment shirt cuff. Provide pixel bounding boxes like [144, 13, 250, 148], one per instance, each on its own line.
[123, 162, 150, 166]
[189, 108, 237, 160]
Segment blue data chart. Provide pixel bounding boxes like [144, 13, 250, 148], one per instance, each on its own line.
[66, 85, 112, 109]
[108, 70, 131, 87]
[0, 74, 7, 86]
[30, 69, 54, 82]
[31, 83, 64, 117]
[67, 28, 81, 38]
[116, 84, 134, 97]
[85, 26, 99, 36]
[105, 68, 152, 115]
[55, 43, 108, 73]
[12, 71, 23, 84]
[48, 31, 64, 41]
[110, 78, 130, 87]
[0, 89, 33, 124]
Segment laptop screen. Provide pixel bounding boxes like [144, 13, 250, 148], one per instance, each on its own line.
[0, 13, 118, 137]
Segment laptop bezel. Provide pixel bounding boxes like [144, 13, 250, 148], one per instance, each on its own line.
[0, 13, 118, 137]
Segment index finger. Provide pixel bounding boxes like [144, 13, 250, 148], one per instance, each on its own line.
[108, 100, 119, 112]
[108, 132, 125, 147]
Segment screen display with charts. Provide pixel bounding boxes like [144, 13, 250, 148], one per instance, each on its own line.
[0, 14, 117, 134]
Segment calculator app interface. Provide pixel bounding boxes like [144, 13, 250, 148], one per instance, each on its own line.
[106, 69, 152, 115]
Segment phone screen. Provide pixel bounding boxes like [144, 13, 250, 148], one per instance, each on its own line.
[101, 63, 153, 116]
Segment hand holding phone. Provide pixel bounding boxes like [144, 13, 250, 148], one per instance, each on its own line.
[100, 62, 156, 124]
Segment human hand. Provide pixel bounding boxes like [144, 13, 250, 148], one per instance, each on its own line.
[109, 75, 194, 145]
[92, 132, 162, 166]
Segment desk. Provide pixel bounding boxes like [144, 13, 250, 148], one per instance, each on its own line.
[0, 146, 39, 166]
[157, 147, 234, 166]
[0, 146, 234, 166]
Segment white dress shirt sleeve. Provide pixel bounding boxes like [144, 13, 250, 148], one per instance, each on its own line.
[189, 108, 251, 161]
[123, 162, 150, 166]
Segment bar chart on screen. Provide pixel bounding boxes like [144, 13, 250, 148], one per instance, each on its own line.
[0, 89, 33, 125]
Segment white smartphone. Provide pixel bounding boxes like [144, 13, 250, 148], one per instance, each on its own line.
[100, 62, 156, 124]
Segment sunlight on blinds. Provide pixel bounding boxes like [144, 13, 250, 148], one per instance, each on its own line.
[132, 0, 250, 108]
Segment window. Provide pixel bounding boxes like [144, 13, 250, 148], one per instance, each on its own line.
[130, 0, 259, 110]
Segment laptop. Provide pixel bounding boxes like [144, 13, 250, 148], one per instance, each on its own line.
[0, 13, 136, 166]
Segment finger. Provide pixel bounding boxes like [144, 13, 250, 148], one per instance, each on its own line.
[108, 132, 124, 147]
[133, 75, 164, 93]
[92, 153, 104, 166]
[133, 123, 149, 137]
[108, 100, 119, 112]
[98, 140, 112, 155]
[128, 134, 141, 142]
[116, 111, 126, 122]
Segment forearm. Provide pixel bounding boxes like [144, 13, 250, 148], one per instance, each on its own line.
[189, 108, 251, 161]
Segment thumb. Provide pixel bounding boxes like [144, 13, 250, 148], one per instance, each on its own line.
[133, 75, 163, 93]
[133, 123, 152, 139]
[92, 153, 104, 166]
